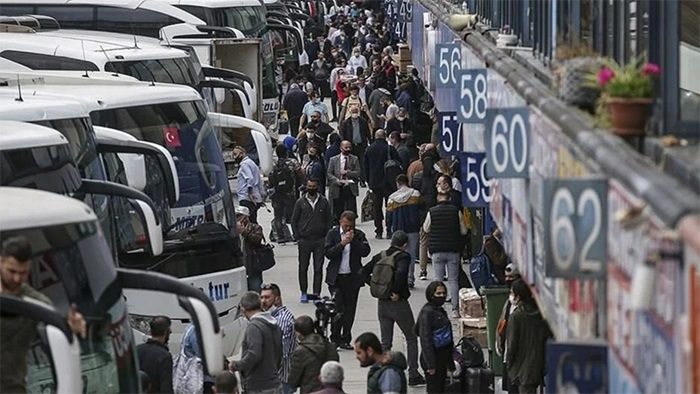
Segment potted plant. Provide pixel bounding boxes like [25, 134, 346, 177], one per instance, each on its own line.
[595, 56, 660, 136]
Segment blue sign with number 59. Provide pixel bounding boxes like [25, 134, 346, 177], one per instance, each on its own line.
[435, 44, 461, 88]
[456, 69, 488, 124]
[542, 179, 607, 279]
[485, 107, 531, 178]
[459, 152, 492, 207]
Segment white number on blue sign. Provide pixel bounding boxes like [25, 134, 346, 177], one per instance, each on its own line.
[439, 112, 467, 154]
[485, 107, 530, 178]
[456, 69, 488, 123]
[543, 179, 607, 278]
[394, 21, 407, 40]
[460, 152, 492, 207]
[436, 44, 461, 88]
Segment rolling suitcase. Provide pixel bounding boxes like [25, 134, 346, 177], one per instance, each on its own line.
[465, 366, 495, 394]
[269, 218, 294, 244]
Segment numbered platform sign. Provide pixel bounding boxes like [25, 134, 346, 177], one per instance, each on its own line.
[439, 111, 465, 155]
[435, 43, 461, 88]
[456, 69, 488, 124]
[396, 0, 412, 22]
[485, 107, 531, 178]
[542, 179, 607, 279]
[459, 152, 492, 207]
[393, 21, 407, 41]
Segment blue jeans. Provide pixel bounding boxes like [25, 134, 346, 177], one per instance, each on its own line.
[430, 252, 460, 312]
[406, 232, 419, 285]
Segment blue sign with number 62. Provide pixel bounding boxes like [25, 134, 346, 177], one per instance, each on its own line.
[485, 107, 531, 178]
[542, 179, 607, 279]
[459, 152, 492, 207]
[456, 69, 488, 124]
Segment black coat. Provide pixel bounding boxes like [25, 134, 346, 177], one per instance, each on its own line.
[284, 88, 310, 119]
[136, 340, 173, 393]
[364, 139, 401, 190]
[323, 226, 371, 288]
[340, 117, 371, 146]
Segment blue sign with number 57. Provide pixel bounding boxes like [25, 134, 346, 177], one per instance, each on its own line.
[456, 69, 488, 124]
[485, 107, 531, 178]
[542, 179, 607, 279]
[459, 152, 492, 207]
[439, 111, 462, 155]
[435, 44, 461, 89]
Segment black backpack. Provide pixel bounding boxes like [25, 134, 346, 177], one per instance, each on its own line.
[271, 160, 295, 194]
[383, 145, 402, 190]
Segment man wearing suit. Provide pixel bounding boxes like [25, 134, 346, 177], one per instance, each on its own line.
[324, 211, 371, 350]
[327, 140, 360, 223]
[364, 129, 402, 239]
[340, 107, 371, 187]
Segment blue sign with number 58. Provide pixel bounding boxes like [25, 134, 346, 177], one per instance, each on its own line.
[456, 69, 488, 124]
[542, 179, 607, 279]
[459, 152, 492, 207]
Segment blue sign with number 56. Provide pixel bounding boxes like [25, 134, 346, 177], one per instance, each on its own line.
[456, 69, 488, 124]
[459, 152, 492, 207]
[542, 179, 607, 279]
[435, 44, 461, 89]
[485, 107, 531, 178]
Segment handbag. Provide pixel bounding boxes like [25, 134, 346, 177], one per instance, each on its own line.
[432, 324, 453, 348]
[253, 236, 276, 271]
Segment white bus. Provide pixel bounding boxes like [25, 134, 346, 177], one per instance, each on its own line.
[0, 71, 253, 356]
[0, 0, 287, 133]
[0, 185, 224, 392]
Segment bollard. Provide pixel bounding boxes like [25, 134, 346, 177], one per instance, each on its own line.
[481, 285, 510, 376]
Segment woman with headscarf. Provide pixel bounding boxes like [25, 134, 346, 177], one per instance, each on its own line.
[414, 281, 455, 393]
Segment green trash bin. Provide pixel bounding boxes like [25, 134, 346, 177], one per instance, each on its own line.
[481, 286, 510, 376]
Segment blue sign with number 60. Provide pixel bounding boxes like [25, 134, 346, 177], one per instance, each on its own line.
[542, 179, 607, 279]
[485, 107, 531, 178]
[456, 69, 488, 124]
[459, 152, 492, 207]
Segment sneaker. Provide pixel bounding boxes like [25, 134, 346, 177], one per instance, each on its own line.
[338, 342, 353, 350]
[300, 293, 308, 303]
[451, 310, 461, 319]
[408, 374, 426, 387]
[307, 294, 320, 301]
[408, 282, 415, 289]
[419, 271, 428, 280]
[375, 233, 383, 239]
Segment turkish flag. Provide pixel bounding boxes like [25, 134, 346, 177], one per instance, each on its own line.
[163, 126, 181, 148]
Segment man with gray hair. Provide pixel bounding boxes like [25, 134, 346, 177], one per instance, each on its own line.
[310, 362, 346, 394]
[230, 291, 284, 394]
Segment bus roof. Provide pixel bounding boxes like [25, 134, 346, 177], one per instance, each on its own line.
[0, 29, 189, 66]
[0, 0, 206, 24]
[0, 186, 97, 231]
[0, 120, 69, 150]
[162, 0, 265, 8]
[0, 91, 91, 121]
[0, 70, 202, 111]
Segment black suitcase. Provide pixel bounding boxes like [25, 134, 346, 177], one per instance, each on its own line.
[445, 373, 465, 393]
[269, 218, 294, 244]
[465, 366, 495, 393]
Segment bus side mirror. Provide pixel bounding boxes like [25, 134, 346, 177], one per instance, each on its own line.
[0, 295, 82, 394]
[178, 296, 225, 375]
[128, 198, 164, 256]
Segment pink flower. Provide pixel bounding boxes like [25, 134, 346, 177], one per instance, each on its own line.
[642, 63, 661, 76]
[598, 67, 615, 86]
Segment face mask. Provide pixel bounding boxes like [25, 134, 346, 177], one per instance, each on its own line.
[505, 279, 515, 288]
[313, 98, 320, 104]
[351, 113, 359, 119]
[307, 187, 318, 196]
[397, 116, 406, 121]
[509, 294, 517, 304]
[308, 132, 315, 139]
[342, 150, 351, 155]
[354, 53, 360, 57]
[351, 92, 358, 97]
[234, 156, 243, 164]
[431, 296, 446, 306]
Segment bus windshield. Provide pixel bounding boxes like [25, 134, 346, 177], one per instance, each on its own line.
[0, 143, 82, 194]
[30, 118, 115, 254]
[104, 57, 200, 88]
[213, 6, 277, 99]
[89, 100, 236, 235]
[1, 220, 140, 393]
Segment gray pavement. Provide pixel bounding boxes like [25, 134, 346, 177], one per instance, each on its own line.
[255, 187, 458, 394]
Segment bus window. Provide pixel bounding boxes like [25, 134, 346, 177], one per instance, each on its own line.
[96, 7, 179, 37]
[0, 50, 99, 71]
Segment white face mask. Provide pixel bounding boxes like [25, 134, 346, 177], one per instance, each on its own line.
[351, 113, 360, 119]
[397, 116, 406, 121]
[509, 294, 517, 304]
[354, 53, 360, 57]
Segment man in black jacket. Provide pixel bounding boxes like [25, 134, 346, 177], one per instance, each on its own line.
[291, 179, 333, 303]
[324, 211, 371, 349]
[136, 316, 173, 393]
[364, 129, 401, 239]
[361, 231, 425, 387]
[340, 107, 371, 186]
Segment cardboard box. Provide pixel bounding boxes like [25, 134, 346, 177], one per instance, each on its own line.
[459, 317, 488, 347]
[398, 44, 411, 61]
[459, 288, 485, 318]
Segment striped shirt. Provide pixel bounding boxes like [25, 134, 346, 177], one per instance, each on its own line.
[272, 306, 297, 383]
